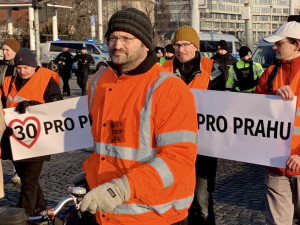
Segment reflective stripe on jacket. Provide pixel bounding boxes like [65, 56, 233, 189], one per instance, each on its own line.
[3, 67, 57, 108]
[161, 57, 213, 89]
[255, 55, 300, 176]
[83, 63, 198, 225]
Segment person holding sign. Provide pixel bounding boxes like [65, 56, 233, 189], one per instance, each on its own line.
[162, 25, 225, 225]
[255, 21, 300, 225]
[1, 48, 62, 216]
[79, 8, 198, 225]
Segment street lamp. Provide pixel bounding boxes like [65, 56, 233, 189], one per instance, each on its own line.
[270, 5, 273, 34]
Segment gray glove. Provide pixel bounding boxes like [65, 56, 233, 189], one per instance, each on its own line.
[80, 176, 130, 214]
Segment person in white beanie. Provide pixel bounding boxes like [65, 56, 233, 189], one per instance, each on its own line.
[255, 21, 300, 225]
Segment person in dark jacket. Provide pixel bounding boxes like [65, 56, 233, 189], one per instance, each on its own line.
[55, 46, 73, 96]
[73, 47, 95, 95]
[1, 48, 63, 216]
[0, 38, 22, 186]
[162, 25, 226, 225]
[211, 40, 237, 89]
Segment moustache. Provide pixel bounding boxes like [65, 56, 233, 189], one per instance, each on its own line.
[111, 49, 126, 54]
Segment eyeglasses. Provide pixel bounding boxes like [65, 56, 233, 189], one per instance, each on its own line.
[173, 42, 193, 49]
[107, 35, 136, 44]
[274, 40, 290, 47]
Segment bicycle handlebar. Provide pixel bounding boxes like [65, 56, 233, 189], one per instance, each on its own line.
[27, 186, 86, 223]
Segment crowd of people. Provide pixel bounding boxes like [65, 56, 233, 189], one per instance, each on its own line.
[0, 7, 300, 225]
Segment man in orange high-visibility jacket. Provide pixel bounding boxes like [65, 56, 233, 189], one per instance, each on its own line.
[79, 8, 198, 225]
[162, 26, 225, 225]
[1, 48, 62, 216]
[255, 21, 300, 225]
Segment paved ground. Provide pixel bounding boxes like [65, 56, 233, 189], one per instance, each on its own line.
[0, 75, 283, 224]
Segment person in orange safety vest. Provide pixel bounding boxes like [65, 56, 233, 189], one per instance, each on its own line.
[0, 48, 62, 216]
[162, 25, 225, 225]
[255, 21, 300, 225]
[79, 8, 198, 225]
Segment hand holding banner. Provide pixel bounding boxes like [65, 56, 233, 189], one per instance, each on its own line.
[4, 96, 94, 161]
[191, 89, 296, 169]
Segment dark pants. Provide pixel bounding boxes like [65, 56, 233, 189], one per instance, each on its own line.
[188, 156, 217, 225]
[172, 217, 188, 225]
[60, 69, 71, 95]
[14, 160, 47, 215]
[76, 69, 89, 95]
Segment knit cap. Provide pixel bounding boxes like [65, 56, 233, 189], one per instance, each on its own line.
[217, 40, 228, 51]
[239, 46, 252, 58]
[154, 47, 165, 53]
[3, 38, 20, 53]
[164, 44, 175, 54]
[172, 26, 199, 49]
[105, 8, 153, 50]
[14, 48, 37, 68]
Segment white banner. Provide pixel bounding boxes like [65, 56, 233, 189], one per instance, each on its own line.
[191, 89, 297, 169]
[4, 96, 94, 161]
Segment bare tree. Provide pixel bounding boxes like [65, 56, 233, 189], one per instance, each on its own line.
[153, 0, 171, 46]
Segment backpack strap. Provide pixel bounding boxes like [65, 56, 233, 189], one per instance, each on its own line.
[267, 61, 281, 92]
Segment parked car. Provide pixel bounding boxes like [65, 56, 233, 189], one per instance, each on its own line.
[41, 40, 110, 72]
[198, 32, 242, 59]
[252, 38, 276, 70]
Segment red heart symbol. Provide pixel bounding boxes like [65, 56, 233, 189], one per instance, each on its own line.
[8, 116, 41, 149]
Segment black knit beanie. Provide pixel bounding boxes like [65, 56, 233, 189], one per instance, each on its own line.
[14, 48, 37, 68]
[217, 40, 228, 51]
[239, 46, 252, 58]
[105, 8, 153, 50]
[164, 44, 175, 54]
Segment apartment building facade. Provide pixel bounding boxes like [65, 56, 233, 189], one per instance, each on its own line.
[155, 0, 300, 45]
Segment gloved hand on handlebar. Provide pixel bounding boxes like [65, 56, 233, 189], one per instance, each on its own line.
[80, 176, 130, 214]
[16, 100, 42, 114]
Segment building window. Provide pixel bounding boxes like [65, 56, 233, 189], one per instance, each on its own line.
[260, 15, 269, 21]
[219, 5, 225, 10]
[206, 13, 213, 19]
[201, 21, 212, 28]
[283, 8, 288, 13]
[226, 5, 232, 11]
[215, 14, 222, 19]
[221, 22, 227, 28]
[261, 7, 270, 13]
[230, 14, 236, 20]
[229, 23, 235, 28]
[214, 22, 220, 28]
[279, 0, 288, 5]
[233, 6, 239, 12]
[252, 7, 260, 13]
[259, 0, 267, 4]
